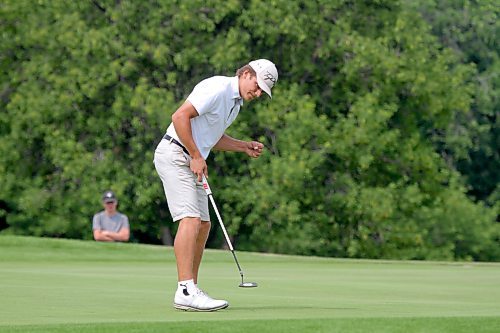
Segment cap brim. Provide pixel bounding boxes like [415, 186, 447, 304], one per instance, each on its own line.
[257, 77, 272, 98]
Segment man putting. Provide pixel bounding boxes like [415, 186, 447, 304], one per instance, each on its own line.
[154, 59, 278, 311]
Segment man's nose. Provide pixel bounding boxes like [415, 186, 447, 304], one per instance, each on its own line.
[255, 88, 262, 97]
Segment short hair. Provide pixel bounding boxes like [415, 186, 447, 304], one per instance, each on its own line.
[236, 64, 256, 77]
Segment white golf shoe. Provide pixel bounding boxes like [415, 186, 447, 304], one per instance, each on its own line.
[173, 288, 228, 312]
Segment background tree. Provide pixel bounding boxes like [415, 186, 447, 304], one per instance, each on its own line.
[0, 0, 498, 260]
[405, 0, 499, 209]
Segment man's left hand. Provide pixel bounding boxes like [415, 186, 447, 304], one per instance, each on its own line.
[246, 141, 264, 158]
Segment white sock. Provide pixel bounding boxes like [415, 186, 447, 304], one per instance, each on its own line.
[178, 279, 196, 296]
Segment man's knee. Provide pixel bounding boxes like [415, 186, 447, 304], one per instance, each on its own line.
[179, 216, 202, 225]
[198, 220, 211, 233]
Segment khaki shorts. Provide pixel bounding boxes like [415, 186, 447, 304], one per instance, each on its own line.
[153, 139, 210, 222]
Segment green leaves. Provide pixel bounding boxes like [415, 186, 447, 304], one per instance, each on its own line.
[0, 0, 497, 260]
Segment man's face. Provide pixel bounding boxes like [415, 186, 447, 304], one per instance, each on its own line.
[103, 200, 117, 212]
[240, 71, 263, 101]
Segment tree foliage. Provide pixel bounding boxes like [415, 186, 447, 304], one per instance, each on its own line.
[405, 0, 499, 206]
[0, 0, 498, 260]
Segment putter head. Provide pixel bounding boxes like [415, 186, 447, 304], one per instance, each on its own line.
[239, 282, 258, 288]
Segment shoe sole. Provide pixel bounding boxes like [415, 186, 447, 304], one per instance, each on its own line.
[173, 303, 229, 312]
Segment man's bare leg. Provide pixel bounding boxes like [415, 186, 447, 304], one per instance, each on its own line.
[174, 217, 201, 281]
[172, 218, 227, 311]
[193, 221, 211, 284]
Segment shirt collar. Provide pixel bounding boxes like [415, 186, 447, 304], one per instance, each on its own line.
[231, 76, 243, 106]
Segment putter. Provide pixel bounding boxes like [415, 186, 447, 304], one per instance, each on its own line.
[202, 175, 258, 288]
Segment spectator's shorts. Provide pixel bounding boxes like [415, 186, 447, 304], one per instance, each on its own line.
[153, 139, 210, 222]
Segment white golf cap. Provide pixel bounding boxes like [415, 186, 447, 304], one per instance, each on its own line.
[249, 59, 278, 98]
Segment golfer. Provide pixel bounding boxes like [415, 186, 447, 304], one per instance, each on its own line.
[154, 59, 278, 311]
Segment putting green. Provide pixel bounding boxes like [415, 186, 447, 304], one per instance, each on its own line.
[1, 236, 499, 333]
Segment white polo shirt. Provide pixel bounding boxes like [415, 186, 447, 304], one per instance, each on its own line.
[166, 75, 243, 159]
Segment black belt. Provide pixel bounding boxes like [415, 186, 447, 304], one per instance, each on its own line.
[163, 134, 190, 156]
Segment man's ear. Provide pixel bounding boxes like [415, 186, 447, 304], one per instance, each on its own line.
[243, 69, 253, 78]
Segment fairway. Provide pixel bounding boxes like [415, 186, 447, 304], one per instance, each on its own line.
[0, 236, 499, 333]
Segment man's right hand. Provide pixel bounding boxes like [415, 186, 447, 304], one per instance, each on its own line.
[190, 156, 208, 182]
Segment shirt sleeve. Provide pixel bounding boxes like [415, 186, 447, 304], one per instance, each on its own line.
[121, 215, 130, 230]
[92, 213, 101, 230]
[187, 79, 223, 116]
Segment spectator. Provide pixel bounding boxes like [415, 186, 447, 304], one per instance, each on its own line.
[92, 190, 130, 242]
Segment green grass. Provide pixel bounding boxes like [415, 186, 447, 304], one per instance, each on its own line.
[1, 236, 499, 333]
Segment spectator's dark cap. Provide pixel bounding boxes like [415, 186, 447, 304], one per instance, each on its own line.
[102, 190, 117, 203]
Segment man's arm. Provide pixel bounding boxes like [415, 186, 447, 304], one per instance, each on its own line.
[94, 228, 130, 242]
[171, 101, 207, 181]
[93, 229, 115, 242]
[92, 214, 113, 242]
[114, 227, 130, 242]
[214, 134, 264, 158]
[106, 228, 130, 242]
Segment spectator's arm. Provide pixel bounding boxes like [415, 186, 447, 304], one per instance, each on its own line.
[98, 228, 130, 242]
[114, 227, 130, 242]
[93, 229, 115, 242]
